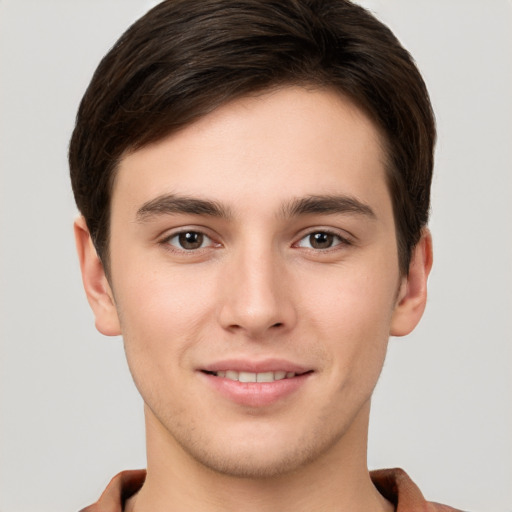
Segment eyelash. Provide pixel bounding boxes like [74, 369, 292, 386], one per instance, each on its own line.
[294, 229, 352, 251]
[161, 229, 219, 253]
[159, 228, 352, 254]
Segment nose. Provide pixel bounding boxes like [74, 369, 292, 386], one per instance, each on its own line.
[217, 244, 297, 339]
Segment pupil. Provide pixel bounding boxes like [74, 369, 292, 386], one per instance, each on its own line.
[311, 232, 333, 249]
[179, 232, 203, 249]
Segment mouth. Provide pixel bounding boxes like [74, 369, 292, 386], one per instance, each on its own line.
[201, 369, 311, 382]
[199, 362, 314, 407]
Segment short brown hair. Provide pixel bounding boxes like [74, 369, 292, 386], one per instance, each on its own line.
[69, 0, 435, 275]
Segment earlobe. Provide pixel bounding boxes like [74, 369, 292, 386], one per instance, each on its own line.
[74, 216, 121, 336]
[390, 229, 433, 337]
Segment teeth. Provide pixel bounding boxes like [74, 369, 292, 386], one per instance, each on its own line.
[239, 371, 256, 383]
[257, 371, 274, 382]
[214, 370, 296, 382]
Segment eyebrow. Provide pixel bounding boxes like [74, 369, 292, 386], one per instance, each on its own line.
[136, 193, 376, 223]
[281, 194, 376, 219]
[136, 194, 232, 221]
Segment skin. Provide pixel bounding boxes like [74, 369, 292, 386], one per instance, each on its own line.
[75, 86, 432, 511]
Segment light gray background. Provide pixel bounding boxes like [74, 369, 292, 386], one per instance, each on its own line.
[0, 1, 511, 511]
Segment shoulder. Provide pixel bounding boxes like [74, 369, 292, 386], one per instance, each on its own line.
[79, 470, 146, 512]
[371, 468, 465, 512]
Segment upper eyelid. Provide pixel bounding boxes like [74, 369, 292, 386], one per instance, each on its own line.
[166, 231, 213, 242]
[294, 226, 355, 243]
[159, 225, 218, 241]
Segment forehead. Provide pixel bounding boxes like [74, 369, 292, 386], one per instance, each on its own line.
[113, 86, 390, 219]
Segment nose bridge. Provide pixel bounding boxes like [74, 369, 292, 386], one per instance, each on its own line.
[218, 236, 295, 336]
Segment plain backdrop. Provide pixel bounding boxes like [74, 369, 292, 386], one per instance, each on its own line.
[0, 1, 511, 511]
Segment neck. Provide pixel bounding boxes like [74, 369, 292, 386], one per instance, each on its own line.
[126, 402, 393, 512]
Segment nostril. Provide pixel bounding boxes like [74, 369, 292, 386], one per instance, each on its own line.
[272, 322, 284, 328]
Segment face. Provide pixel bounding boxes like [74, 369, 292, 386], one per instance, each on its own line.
[78, 86, 429, 478]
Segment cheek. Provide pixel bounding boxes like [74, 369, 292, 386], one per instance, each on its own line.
[299, 262, 398, 376]
[304, 261, 397, 330]
[114, 272, 216, 415]
[112, 262, 218, 376]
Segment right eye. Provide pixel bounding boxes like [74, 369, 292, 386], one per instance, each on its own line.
[165, 230, 214, 251]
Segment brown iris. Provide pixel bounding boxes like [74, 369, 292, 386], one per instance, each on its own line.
[309, 232, 335, 249]
[178, 231, 204, 250]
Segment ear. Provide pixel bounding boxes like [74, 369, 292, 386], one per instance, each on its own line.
[390, 229, 433, 337]
[74, 216, 121, 336]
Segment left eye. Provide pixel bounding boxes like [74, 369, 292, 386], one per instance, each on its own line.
[166, 231, 213, 250]
[296, 231, 345, 250]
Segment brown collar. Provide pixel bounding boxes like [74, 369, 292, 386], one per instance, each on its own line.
[81, 467, 462, 512]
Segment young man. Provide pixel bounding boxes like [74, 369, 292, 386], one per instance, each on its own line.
[70, 1, 460, 510]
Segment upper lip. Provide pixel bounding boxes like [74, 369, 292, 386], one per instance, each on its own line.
[200, 358, 312, 374]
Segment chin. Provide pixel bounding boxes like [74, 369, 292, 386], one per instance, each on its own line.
[173, 418, 346, 480]
[184, 441, 319, 479]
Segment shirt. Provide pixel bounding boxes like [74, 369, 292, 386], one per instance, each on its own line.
[79, 467, 464, 511]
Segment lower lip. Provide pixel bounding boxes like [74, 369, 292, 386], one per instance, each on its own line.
[199, 372, 312, 407]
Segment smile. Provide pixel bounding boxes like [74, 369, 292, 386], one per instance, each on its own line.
[204, 370, 299, 382]
[200, 364, 313, 407]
